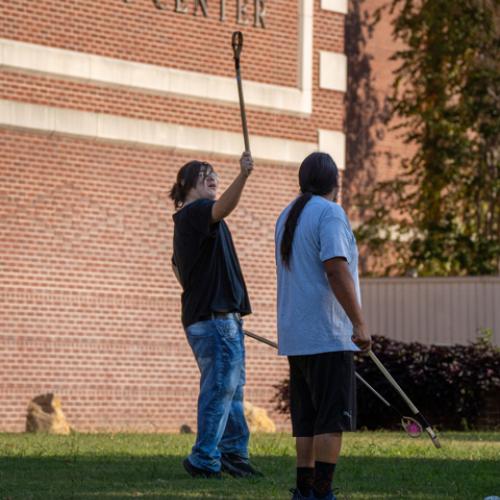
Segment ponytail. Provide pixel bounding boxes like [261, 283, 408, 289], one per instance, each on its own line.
[280, 152, 339, 269]
[169, 181, 188, 209]
[280, 192, 313, 268]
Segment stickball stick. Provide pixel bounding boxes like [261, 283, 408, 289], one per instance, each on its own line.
[243, 329, 424, 439]
[232, 31, 251, 153]
[368, 350, 441, 448]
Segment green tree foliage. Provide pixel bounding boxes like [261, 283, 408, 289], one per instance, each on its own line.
[356, 0, 500, 276]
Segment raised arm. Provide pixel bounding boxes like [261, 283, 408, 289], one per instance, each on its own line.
[211, 152, 253, 222]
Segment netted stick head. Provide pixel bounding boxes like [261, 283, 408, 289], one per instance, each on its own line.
[401, 416, 423, 437]
[232, 31, 243, 60]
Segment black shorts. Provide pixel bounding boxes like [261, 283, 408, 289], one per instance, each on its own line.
[288, 351, 356, 436]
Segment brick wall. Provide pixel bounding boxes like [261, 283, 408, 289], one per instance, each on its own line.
[344, 0, 415, 210]
[0, 1, 346, 432]
[1, 0, 299, 86]
[0, 128, 298, 432]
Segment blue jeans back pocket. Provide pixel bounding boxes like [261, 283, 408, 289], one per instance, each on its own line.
[215, 319, 243, 365]
[215, 319, 240, 340]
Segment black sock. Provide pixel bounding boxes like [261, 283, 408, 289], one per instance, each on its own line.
[296, 467, 314, 496]
[313, 461, 336, 498]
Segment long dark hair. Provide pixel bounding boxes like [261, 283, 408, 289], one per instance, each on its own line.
[281, 152, 339, 268]
[170, 160, 213, 209]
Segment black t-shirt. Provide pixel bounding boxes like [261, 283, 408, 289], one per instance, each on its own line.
[172, 199, 252, 328]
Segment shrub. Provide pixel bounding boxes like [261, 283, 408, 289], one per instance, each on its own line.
[272, 334, 500, 430]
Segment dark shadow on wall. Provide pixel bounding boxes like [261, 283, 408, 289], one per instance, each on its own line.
[343, 0, 393, 272]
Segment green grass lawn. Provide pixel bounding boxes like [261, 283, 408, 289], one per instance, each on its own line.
[0, 431, 498, 499]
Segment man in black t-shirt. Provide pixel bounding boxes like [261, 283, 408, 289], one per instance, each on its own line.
[170, 152, 261, 479]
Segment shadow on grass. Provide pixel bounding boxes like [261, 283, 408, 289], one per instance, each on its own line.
[0, 454, 290, 500]
[0, 454, 499, 499]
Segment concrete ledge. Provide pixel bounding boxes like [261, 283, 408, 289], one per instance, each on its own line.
[0, 100, 320, 165]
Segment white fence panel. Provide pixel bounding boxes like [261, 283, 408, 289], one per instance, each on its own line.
[360, 277, 500, 345]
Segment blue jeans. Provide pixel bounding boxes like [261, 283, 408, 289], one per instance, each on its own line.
[185, 317, 250, 472]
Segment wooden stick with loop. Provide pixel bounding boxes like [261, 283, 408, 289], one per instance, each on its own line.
[232, 31, 251, 153]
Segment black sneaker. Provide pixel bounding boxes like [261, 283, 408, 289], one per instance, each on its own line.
[220, 453, 263, 478]
[182, 458, 221, 479]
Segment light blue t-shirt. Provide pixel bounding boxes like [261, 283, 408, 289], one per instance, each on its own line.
[275, 196, 361, 355]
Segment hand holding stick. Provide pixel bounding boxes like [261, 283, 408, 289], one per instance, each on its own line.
[242, 329, 441, 448]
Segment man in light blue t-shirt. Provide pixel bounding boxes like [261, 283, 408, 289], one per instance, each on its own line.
[275, 152, 371, 500]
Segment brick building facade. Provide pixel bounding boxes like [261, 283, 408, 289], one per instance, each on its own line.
[0, 0, 353, 432]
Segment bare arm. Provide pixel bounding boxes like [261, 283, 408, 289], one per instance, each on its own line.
[211, 152, 253, 222]
[323, 257, 372, 352]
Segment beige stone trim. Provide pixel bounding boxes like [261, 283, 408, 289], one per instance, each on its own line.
[320, 0, 348, 15]
[318, 129, 346, 170]
[319, 51, 347, 92]
[0, 100, 319, 165]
